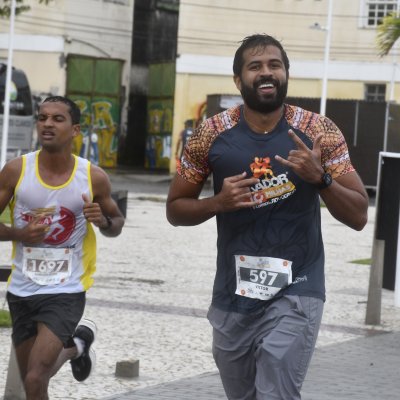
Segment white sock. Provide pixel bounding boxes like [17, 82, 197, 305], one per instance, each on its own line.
[73, 337, 85, 359]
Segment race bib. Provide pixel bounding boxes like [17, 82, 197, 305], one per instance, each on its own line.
[235, 255, 292, 301]
[22, 247, 73, 286]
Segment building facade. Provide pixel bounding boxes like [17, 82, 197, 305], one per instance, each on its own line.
[171, 0, 400, 172]
[0, 0, 134, 167]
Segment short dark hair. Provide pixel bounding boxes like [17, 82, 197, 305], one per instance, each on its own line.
[42, 96, 81, 125]
[233, 34, 290, 77]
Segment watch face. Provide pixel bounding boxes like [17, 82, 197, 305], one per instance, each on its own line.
[324, 173, 332, 186]
[318, 173, 332, 189]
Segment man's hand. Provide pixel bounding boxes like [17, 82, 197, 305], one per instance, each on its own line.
[275, 129, 325, 184]
[215, 172, 259, 212]
[19, 215, 49, 245]
[82, 194, 108, 228]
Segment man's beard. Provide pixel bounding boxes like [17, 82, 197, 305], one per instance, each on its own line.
[240, 77, 288, 113]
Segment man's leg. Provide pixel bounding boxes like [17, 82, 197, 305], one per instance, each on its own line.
[16, 322, 64, 400]
[208, 305, 259, 400]
[212, 334, 256, 400]
[254, 296, 324, 400]
[13, 336, 36, 381]
[50, 318, 97, 381]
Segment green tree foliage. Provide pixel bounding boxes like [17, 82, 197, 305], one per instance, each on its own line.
[0, 0, 52, 17]
[377, 13, 400, 56]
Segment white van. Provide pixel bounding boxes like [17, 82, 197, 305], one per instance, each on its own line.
[0, 63, 34, 159]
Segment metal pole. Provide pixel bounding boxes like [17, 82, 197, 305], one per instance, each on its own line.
[395, 197, 400, 307]
[365, 152, 385, 325]
[320, 0, 333, 116]
[1, 0, 16, 169]
[383, 0, 400, 152]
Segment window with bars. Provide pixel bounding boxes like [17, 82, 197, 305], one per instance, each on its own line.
[366, 0, 398, 26]
[364, 84, 386, 102]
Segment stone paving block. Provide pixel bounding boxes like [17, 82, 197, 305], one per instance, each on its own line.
[115, 360, 139, 378]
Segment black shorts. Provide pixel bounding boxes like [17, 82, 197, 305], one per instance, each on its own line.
[6, 291, 86, 347]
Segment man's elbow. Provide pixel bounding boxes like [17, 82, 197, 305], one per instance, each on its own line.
[353, 213, 368, 231]
[347, 211, 368, 231]
[166, 206, 180, 227]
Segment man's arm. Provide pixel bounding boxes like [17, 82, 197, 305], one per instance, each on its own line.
[83, 165, 125, 237]
[166, 172, 259, 227]
[0, 158, 49, 243]
[175, 131, 183, 159]
[275, 129, 368, 231]
[318, 171, 368, 231]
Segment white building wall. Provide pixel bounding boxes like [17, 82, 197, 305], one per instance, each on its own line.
[176, 0, 399, 92]
[0, 0, 133, 112]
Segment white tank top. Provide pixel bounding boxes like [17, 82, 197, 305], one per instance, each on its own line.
[7, 151, 97, 296]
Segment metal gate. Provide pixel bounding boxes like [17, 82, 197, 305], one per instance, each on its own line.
[66, 55, 123, 168]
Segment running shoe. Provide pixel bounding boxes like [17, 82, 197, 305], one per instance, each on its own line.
[70, 318, 97, 382]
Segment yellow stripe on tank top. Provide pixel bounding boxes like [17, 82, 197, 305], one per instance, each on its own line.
[80, 222, 97, 290]
[81, 159, 96, 290]
[35, 151, 79, 190]
[7, 154, 27, 286]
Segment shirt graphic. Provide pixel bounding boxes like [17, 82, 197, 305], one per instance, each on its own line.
[249, 156, 295, 208]
[21, 206, 76, 245]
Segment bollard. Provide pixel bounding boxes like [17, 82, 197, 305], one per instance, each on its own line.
[1, 265, 26, 400]
[115, 359, 139, 378]
[4, 345, 25, 400]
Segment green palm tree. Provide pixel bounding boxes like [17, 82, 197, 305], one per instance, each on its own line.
[0, 0, 52, 17]
[377, 13, 400, 56]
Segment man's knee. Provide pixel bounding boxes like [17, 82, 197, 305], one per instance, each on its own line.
[24, 367, 50, 394]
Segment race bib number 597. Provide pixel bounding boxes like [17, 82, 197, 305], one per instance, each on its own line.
[235, 255, 292, 301]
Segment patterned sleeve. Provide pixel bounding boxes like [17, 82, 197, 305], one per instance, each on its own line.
[178, 120, 213, 184]
[178, 106, 241, 184]
[286, 105, 355, 179]
[316, 115, 355, 179]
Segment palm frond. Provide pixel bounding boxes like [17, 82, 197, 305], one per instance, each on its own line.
[0, 0, 53, 18]
[377, 13, 400, 56]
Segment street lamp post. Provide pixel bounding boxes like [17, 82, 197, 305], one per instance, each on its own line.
[311, 0, 334, 116]
[1, 0, 17, 169]
[320, 0, 333, 116]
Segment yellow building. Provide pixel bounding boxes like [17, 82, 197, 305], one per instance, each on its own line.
[171, 0, 400, 171]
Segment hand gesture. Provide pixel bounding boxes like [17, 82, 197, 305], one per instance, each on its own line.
[216, 172, 259, 212]
[275, 129, 324, 184]
[20, 215, 49, 245]
[82, 193, 105, 228]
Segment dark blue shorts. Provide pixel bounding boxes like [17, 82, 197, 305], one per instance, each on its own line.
[7, 291, 86, 347]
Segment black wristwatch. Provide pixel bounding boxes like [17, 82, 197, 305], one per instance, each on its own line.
[317, 172, 333, 190]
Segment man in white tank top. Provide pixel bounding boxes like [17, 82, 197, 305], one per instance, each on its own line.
[0, 96, 125, 399]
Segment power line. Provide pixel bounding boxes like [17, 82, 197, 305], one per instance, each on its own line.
[0, 14, 133, 38]
[180, 0, 371, 21]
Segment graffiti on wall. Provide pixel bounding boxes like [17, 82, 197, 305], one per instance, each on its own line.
[146, 98, 173, 169]
[72, 98, 119, 168]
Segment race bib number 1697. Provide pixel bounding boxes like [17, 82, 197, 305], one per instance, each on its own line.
[22, 247, 72, 286]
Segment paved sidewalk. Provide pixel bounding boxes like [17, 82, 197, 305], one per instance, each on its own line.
[102, 330, 400, 400]
[1, 172, 399, 400]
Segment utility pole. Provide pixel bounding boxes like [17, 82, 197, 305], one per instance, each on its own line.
[1, 0, 16, 169]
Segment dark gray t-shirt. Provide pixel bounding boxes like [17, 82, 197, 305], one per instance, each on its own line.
[179, 104, 355, 313]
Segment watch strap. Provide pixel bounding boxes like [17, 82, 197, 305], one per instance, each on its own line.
[317, 172, 332, 190]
